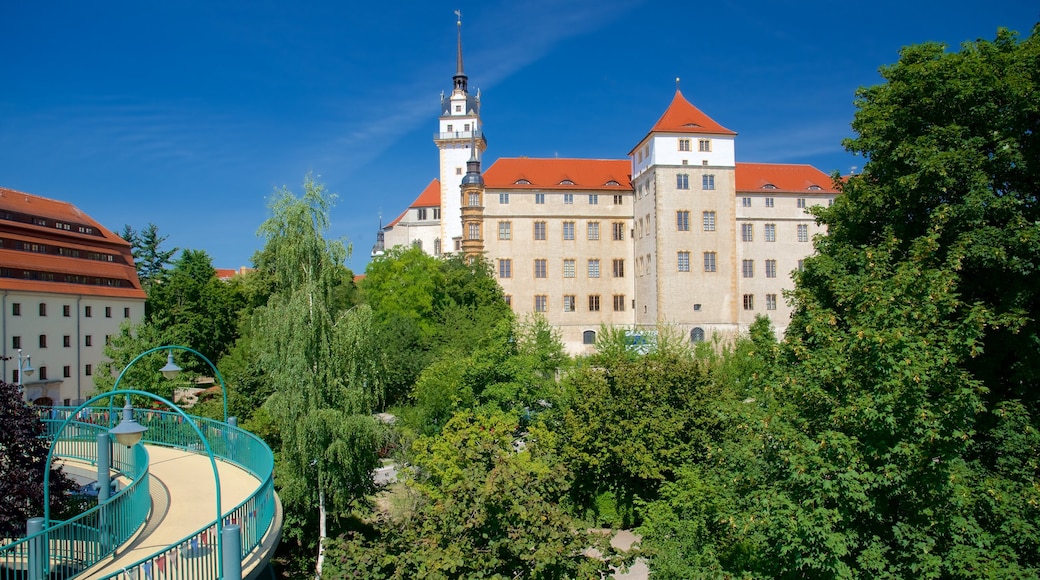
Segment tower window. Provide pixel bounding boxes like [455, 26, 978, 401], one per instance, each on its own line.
[588, 259, 600, 278]
[587, 222, 600, 240]
[742, 260, 754, 278]
[676, 211, 690, 231]
[563, 259, 575, 278]
[704, 252, 717, 272]
[702, 175, 716, 190]
[676, 174, 689, 190]
[563, 222, 575, 240]
[534, 221, 547, 240]
[468, 223, 480, 240]
[741, 223, 753, 242]
[499, 193, 509, 204]
[613, 295, 626, 312]
[39, 303, 46, 316]
[563, 295, 576, 312]
[678, 251, 690, 272]
[678, 139, 691, 151]
[702, 211, 716, 232]
[534, 259, 547, 278]
[612, 222, 625, 241]
[698, 139, 711, 152]
[535, 193, 545, 204]
[612, 259, 625, 278]
[588, 295, 600, 312]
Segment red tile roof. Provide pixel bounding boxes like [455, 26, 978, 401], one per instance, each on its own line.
[636, 89, 736, 148]
[0, 187, 145, 299]
[387, 179, 441, 227]
[483, 158, 631, 190]
[735, 163, 838, 193]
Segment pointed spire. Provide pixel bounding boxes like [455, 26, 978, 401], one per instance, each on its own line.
[462, 129, 484, 185]
[453, 10, 468, 94]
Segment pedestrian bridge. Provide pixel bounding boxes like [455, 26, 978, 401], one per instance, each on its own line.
[0, 406, 281, 579]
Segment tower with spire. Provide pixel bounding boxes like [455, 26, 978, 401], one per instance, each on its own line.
[435, 11, 486, 253]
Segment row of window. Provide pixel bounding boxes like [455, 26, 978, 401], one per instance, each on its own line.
[1, 268, 130, 288]
[676, 174, 715, 190]
[0, 210, 98, 236]
[738, 223, 810, 242]
[740, 197, 830, 208]
[497, 221, 627, 241]
[497, 193, 623, 205]
[499, 258, 626, 279]
[12, 364, 93, 383]
[530, 294, 628, 313]
[743, 294, 779, 311]
[415, 207, 441, 221]
[677, 138, 712, 153]
[11, 334, 110, 349]
[0, 238, 119, 262]
[11, 303, 129, 318]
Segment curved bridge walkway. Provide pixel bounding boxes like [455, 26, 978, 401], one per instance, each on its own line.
[79, 444, 274, 579]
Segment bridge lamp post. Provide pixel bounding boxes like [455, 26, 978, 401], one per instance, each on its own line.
[17, 348, 34, 398]
[41, 389, 231, 579]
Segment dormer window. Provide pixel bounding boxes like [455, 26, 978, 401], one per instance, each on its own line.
[559, 179, 575, 185]
[605, 180, 620, 186]
[762, 183, 777, 190]
[514, 179, 531, 185]
[807, 185, 822, 191]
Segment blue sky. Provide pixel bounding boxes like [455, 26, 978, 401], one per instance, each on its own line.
[2, 1, 1036, 272]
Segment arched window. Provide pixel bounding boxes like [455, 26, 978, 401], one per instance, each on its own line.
[583, 330, 596, 344]
[413, 239, 422, 251]
[690, 327, 705, 343]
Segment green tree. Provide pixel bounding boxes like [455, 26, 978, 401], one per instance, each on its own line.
[558, 329, 719, 526]
[146, 249, 245, 364]
[253, 175, 380, 577]
[121, 223, 177, 292]
[324, 409, 623, 579]
[639, 26, 1040, 578]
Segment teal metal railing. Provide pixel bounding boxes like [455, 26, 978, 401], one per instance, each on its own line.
[98, 407, 277, 580]
[0, 406, 276, 580]
[0, 413, 150, 579]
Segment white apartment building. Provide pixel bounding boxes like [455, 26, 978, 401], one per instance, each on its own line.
[376, 21, 837, 353]
[0, 187, 146, 404]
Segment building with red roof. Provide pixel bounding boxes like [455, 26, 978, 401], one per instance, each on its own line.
[377, 22, 839, 352]
[0, 187, 147, 404]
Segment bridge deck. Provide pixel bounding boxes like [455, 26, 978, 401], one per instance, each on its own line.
[78, 444, 261, 578]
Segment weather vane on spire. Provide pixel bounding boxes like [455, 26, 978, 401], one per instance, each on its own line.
[455, 9, 461, 25]
[676, 77, 681, 91]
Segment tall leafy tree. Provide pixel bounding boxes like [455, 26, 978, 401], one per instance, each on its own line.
[252, 176, 380, 577]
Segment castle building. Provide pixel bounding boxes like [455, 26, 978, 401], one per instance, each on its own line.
[0, 187, 146, 404]
[378, 20, 838, 353]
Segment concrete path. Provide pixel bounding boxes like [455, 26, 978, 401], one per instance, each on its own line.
[78, 444, 261, 578]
